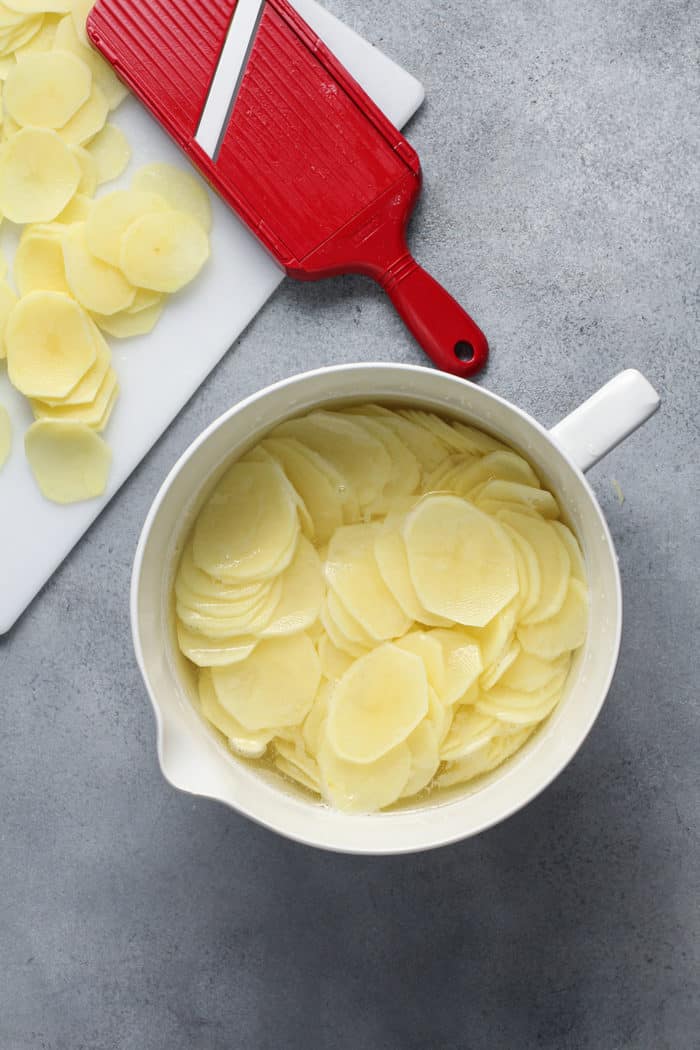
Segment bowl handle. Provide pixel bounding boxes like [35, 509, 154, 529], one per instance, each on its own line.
[549, 369, 660, 473]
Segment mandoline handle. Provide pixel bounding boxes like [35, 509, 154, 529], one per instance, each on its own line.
[380, 254, 489, 377]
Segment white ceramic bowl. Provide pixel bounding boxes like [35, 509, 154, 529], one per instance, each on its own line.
[131, 364, 659, 854]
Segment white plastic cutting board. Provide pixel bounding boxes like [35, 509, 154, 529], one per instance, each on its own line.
[0, 0, 424, 634]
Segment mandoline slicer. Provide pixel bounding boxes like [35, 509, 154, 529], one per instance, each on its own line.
[87, 0, 489, 377]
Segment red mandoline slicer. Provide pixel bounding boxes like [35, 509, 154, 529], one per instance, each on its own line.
[87, 0, 489, 377]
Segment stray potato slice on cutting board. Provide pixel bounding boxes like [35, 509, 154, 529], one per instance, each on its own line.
[14, 12, 59, 54]
[24, 419, 111, 503]
[54, 13, 128, 110]
[199, 670, 273, 757]
[7, 290, 95, 398]
[132, 162, 212, 231]
[518, 579, 589, 660]
[62, 222, 135, 314]
[54, 192, 92, 224]
[326, 644, 428, 763]
[0, 279, 18, 358]
[260, 536, 323, 637]
[70, 143, 97, 195]
[0, 403, 11, 469]
[0, 127, 80, 222]
[317, 736, 411, 813]
[211, 634, 320, 732]
[40, 327, 109, 406]
[127, 288, 161, 313]
[119, 209, 210, 292]
[326, 523, 411, 641]
[176, 623, 257, 668]
[193, 461, 299, 583]
[87, 122, 130, 184]
[498, 510, 570, 625]
[14, 223, 71, 295]
[4, 50, 90, 127]
[31, 365, 117, 428]
[91, 299, 164, 338]
[57, 82, 108, 145]
[404, 495, 518, 627]
[70, 0, 92, 43]
[85, 188, 169, 266]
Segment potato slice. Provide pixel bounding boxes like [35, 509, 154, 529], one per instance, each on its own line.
[274, 736, 321, 791]
[402, 719, 440, 799]
[31, 366, 117, 428]
[498, 510, 570, 625]
[394, 631, 446, 695]
[0, 403, 11, 470]
[374, 524, 451, 627]
[2, 0, 70, 12]
[351, 415, 420, 513]
[91, 299, 164, 338]
[87, 122, 130, 184]
[70, 0, 91, 43]
[428, 628, 483, 704]
[326, 523, 412, 640]
[120, 209, 209, 292]
[551, 521, 587, 583]
[0, 127, 80, 222]
[0, 279, 18, 358]
[440, 708, 501, 762]
[275, 755, 319, 794]
[471, 599, 518, 672]
[176, 540, 275, 604]
[4, 50, 90, 128]
[262, 436, 343, 545]
[7, 290, 95, 398]
[319, 601, 369, 659]
[325, 591, 375, 648]
[57, 82, 108, 145]
[53, 14, 127, 110]
[193, 461, 299, 583]
[211, 634, 320, 731]
[127, 288, 161, 313]
[260, 536, 323, 637]
[177, 577, 283, 639]
[132, 162, 211, 232]
[39, 326, 109, 406]
[476, 480, 559, 518]
[517, 579, 589, 660]
[85, 188, 169, 266]
[14, 222, 70, 295]
[24, 419, 110, 503]
[500, 522, 541, 620]
[14, 12, 59, 54]
[302, 681, 331, 754]
[404, 495, 518, 627]
[326, 643, 428, 763]
[199, 670, 272, 757]
[317, 634, 353, 682]
[176, 623, 257, 668]
[54, 191, 92, 223]
[273, 410, 390, 510]
[479, 638, 521, 691]
[317, 736, 411, 813]
[0, 14, 42, 52]
[476, 671, 568, 725]
[62, 222, 135, 314]
[500, 650, 569, 693]
[70, 144, 97, 195]
[438, 728, 532, 788]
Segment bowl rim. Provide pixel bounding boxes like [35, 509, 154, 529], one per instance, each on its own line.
[130, 362, 622, 854]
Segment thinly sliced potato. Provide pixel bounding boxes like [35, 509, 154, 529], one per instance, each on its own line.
[70, 0, 91, 43]
[325, 523, 411, 641]
[24, 419, 110, 503]
[53, 14, 127, 109]
[6, 290, 95, 398]
[374, 524, 451, 627]
[404, 495, 518, 627]
[439, 728, 533, 788]
[211, 634, 320, 731]
[0, 279, 18, 358]
[2, 0, 70, 12]
[498, 510, 570, 625]
[31, 366, 117, 428]
[440, 708, 501, 763]
[274, 735, 321, 791]
[14, 222, 70, 295]
[199, 670, 272, 757]
[303, 682, 331, 754]
[260, 536, 323, 637]
[317, 634, 354, 682]
[326, 643, 428, 764]
[402, 720, 440, 798]
[62, 222, 135, 314]
[87, 122, 130, 184]
[0, 403, 10, 469]
[262, 436, 344, 545]
[14, 12, 59, 54]
[317, 736, 411, 813]
[91, 299, 164, 338]
[0, 127, 80, 222]
[517, 580, 589, 660]
[394, 632, 446, 695]
[551, 521, 587, 583]
[476, 480, 559, 518]
[127, 287, 161, 313]
[176, 577, 283, 638]
[86, 187, 169, 266]
[428, 628, 483, 704]
[132, 162, 211, 231]
[54, 191, 92, 223]
[177, 623, 257, 668]
[324, 591, 375, 648]
[193, 460, 299, 583]
[120, 208, 209, 292]
[500, 650, 569, 693]
[4, 50, 90, 127]
[70, 143, 97, 195]
[38, 321, 109, 406]
[57, 82, 108, 145]
[176, 540, 277, 604]
[476, 671, 567, 725]
[480, 638, 520, 691]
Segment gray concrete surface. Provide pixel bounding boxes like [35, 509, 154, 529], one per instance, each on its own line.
[2, 0, 698, 1047]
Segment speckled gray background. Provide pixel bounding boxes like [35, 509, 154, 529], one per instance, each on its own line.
[2, 1, 698, 1047]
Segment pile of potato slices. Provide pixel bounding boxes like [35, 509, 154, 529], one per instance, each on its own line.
[0, 0, 211, 501]
[175, 404, 590, 814]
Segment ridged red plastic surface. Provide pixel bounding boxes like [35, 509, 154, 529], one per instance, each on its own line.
[87, 0, 488, 376]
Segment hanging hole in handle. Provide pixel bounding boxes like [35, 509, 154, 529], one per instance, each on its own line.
[454, 341, 475, 363]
